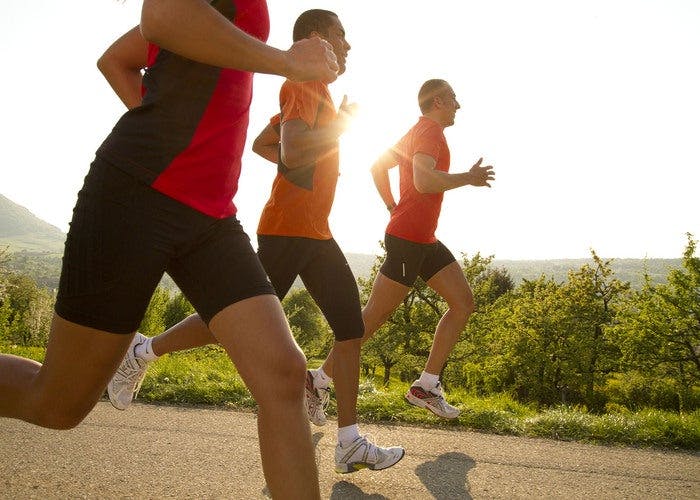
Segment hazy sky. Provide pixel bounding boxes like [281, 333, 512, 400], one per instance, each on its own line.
[1, 0, 698, 259]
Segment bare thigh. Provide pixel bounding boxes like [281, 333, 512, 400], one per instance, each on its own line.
[362, 272, 411, 336]
[426, 261, 474, 310]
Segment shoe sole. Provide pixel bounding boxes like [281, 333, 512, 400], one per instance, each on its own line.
[405, 391, 460, 419]
[107, 385, 127, 411]
[335, 449, 405, 474]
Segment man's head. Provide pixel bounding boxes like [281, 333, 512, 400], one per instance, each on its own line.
[293, 9, 351, 75]
[418, 79, 460, 127]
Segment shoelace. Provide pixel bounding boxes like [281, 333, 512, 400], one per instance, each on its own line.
[118, 358, 146, 389]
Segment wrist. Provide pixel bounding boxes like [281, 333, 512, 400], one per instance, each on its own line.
[386, 202, 397, 212]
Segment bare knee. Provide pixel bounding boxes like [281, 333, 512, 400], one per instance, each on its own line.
[259, 348, 308, 406]
[28, 393, 95, 430]
[38, 411, 88, 430]
[448, 294, 475, 324]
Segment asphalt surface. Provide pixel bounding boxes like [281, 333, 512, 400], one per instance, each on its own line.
[1, 401, 698, 499]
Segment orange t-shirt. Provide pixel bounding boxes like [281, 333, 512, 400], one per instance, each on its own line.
[257, 80, 338, 240]
[385, 116, 450, 244]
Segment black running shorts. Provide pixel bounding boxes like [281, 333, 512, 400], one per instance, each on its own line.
[55, 158, 275, 333]
[257, 235, 364, 341]
[380, 234, 457, 287]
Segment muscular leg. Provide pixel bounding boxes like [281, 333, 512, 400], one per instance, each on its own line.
[329, 338, 361, 427]
[208, 294, 319, 500]
[0, 313, 133, 429]
[321, 272, 409, 378]
[424, 261, 474, 375]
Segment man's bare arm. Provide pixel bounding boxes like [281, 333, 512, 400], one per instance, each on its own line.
[140, 0, 338, 82]
[252, 122, 281, 164]
[97, 26, 148, 109]
[280, 95, 357, 168]
[370, 149, 399, 211]
[413, 154, 495, 194]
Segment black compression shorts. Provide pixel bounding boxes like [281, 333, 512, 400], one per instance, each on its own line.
[257, 235, 364, 341]
[55, 157, 275, 333]
[380, 234, 457, 287]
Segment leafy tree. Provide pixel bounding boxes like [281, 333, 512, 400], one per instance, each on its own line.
[461, 252, 514, 308]
[0, 272, 53, 346]
[282, 288, 333, 358]
[612, 233, 700, 410]
[457, 252, 628, 409]
[0, 246, 10, 301]
[555, 251, 628, 410]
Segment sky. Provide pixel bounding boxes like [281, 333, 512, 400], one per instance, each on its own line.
[1, 0, 698, 260]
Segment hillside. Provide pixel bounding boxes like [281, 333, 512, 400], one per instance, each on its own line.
[0, 194, 65, 253]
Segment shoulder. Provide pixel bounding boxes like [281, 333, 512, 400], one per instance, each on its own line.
[280, 80, 329, 103]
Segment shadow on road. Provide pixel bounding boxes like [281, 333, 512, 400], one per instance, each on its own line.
[415, 451, 475, 499]
[330, 481, 389, 499]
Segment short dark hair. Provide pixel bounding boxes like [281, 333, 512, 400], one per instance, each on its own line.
[418, 79, 450, 114]
[293, 9, 338, 42]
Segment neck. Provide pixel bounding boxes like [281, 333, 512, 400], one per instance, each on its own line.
[422, 112, 446, 129]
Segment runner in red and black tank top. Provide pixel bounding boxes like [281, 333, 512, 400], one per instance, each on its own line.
[97, 0, 269, 219]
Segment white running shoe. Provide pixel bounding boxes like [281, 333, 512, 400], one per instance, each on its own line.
[335, 435, 405, 474]
[107, 332, 150, 410]
[405, 380, 461, 419]
[305, 370, 330, 426]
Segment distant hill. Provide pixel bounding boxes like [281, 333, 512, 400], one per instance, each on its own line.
[292, 254, 679, 290]
[491, 258, 680, 288]
[0, 194, 65, 253]
[1, 194, 682, 290]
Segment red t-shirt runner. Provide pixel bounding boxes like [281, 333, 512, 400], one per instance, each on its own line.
[385, 116, 451, 244]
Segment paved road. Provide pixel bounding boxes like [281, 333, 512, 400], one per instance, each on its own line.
[1, 402, 698, 499]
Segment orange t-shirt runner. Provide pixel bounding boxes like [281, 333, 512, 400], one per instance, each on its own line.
[385, 116, 451, 244]
[257, 80, 339, 240]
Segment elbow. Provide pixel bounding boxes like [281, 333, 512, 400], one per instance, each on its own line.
[96, 56, 106, 76]
[96, 52, 111, 77]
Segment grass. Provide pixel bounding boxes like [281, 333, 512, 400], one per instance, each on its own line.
[2, 343, 698, 451]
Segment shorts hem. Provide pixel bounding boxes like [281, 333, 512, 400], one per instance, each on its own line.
[54, 306, 138, 335]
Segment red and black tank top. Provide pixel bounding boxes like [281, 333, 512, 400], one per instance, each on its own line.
[96, 0, 270, 218]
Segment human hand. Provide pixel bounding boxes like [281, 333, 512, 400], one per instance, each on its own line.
[285, 37, 338, 83]
[468, 157, 495, 187]
[335, 95, 358, 135]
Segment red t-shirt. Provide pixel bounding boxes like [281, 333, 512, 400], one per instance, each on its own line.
[385, 116, 450, 243]
[257, 80, 339, 240]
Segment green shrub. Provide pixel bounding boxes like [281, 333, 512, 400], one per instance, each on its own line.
[604, 372, 700, 412]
